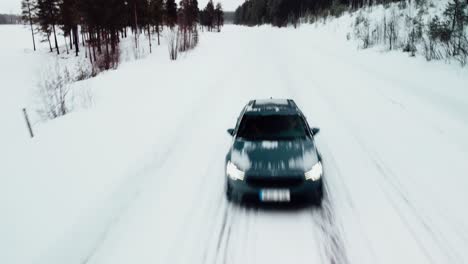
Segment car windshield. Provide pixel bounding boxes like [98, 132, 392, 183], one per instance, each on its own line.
[237, 114, 309, 140]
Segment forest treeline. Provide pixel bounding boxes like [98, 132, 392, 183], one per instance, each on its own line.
[21, 0, 224, 69]
[0, 14, 21, 24]
[234, 0, 404, 27]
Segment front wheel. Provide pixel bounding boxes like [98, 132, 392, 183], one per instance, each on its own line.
[226, 182, 233, 201]
[312, 183, 324, 207]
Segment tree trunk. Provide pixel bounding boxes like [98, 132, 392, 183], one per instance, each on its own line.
[90, 32, 96, 62]
[97, 29, 102, 54]
[148, 24, 152, 53]
[111, 29, 116, 54]
[73, 25, 79, 56]
[156, 24, 160, 45]
[87, 33, 93, 63]
[84, 34, 88, 59]
[134, 0, 138, 50]
[27, 2, 36, 51]
[81, 30, 85, 47]
[52, 24, 60, 55]
[64, 35, 69, 54]
[47, 33, 53, 52]
[105, 32, 110, 69]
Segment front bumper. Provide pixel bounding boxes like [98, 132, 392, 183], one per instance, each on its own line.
[227, 176, 323, 204]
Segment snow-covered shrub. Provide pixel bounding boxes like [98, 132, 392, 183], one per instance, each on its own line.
[403, 9, 424, 56]
[398, 1, 407, 10]
[349, 0, 468, 67]
[423, 1, 468, 66]
[354, 12, 372, 49]
[385, 9, 400, 50]
[415, 0, 428, 8]
[74, 59, 94, 81]
[93, 45, 120, 72]
[424, 15, 449, 61]
[35, 59, 96, 120]
[353, 7, 403, 50]
[36, 63, 73, 120]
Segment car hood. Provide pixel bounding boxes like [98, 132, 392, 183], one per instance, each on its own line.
[229, 139, 319, 176]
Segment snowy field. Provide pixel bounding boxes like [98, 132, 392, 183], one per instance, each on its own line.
[1, 19, 468, 264]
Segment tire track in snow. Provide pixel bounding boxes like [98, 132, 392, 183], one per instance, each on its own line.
[362, 148, 439, 264]
[312, 182, 350, 264]
[207, 203, 238, 264]
[78, 123, 191, 264]
[199, 194, 229, 264]
[307, 74, 464, 263]
[75, 72, 234, 264]
[210, 205, 254, 264]
[318, 141, 380, 264]
[239, 207, 256, 264]
[216, 205, 232, 264]
[163, 150, 225, 264]
[319, 84, 467, 264]
[353, 139, 465, 264]
[227, 206, 256, 264]
[199, 185, 241, 264]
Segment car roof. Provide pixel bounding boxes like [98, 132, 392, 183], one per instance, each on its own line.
[244, 99, 302, 115]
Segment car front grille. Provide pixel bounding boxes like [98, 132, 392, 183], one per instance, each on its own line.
[246, 176, 304, 188]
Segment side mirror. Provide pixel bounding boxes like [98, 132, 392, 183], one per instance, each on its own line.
[311, 127, 320, 136]
[227, 128, 235, 136]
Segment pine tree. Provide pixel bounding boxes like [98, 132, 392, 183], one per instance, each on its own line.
[150, 0, 164, 45]
[165, 0, 178, 29]
[59, 0, 79, 56]
[190, 0, 199, 27]
[177, 0, 199, 51]
[444, 0, 468, 56]
[205, 0, 215, 31]
[36, 0, 60, 54]
[214, 2, 224, 32]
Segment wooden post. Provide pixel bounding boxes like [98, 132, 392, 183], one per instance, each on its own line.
[23, 108, 34, 138]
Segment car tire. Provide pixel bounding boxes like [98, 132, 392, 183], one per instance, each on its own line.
[312, 183, 324, 207]
[226, 182, 233, 202]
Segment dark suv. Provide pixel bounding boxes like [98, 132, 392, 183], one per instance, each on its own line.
[225, 99, 323, 205]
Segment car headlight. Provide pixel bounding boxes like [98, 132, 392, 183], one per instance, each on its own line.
[226, 161, 245, 181]
[305, 162, 322, 181]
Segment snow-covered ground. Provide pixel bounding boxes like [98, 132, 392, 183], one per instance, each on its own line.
[1, 18, 468, 264]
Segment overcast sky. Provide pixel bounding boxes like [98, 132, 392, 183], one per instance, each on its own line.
[0, 0, 242, 15]
[0, 0, 20, 14]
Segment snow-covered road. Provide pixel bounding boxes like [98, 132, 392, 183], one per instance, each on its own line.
[2, 23, 468, 264]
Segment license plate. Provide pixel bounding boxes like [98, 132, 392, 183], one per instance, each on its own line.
[260, 189, 290, 202]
